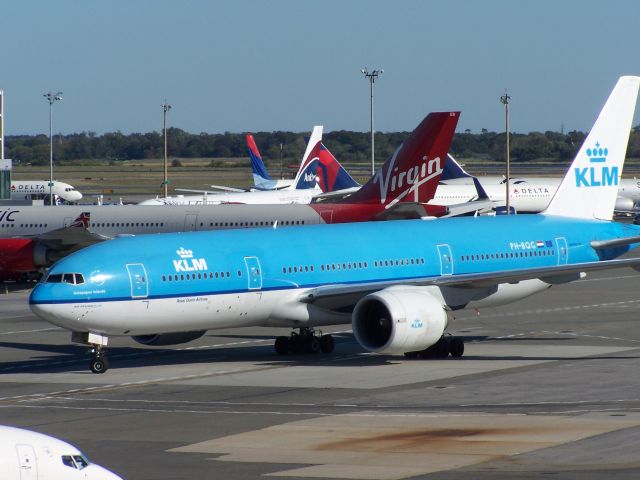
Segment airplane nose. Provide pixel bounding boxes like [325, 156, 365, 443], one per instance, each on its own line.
[83, 464, 124, 480]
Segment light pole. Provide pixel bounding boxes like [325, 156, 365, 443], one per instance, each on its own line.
[161, 100, 172, 198]
[500, 90, 511, 215]
[43, 91, 62, 206]
[361, 67, 383, 176]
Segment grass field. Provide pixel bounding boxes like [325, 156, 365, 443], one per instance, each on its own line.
[10, 157, 640, 201]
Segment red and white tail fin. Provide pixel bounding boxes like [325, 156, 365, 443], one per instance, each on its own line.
[344, 112, 460, 206]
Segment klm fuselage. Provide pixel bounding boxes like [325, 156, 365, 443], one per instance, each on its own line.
[29, 215, 640, 336]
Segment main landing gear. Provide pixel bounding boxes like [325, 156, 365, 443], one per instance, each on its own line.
[404, 335, 465, 359]
[274, 327, 335, 355]
[89, 345, 109, 374]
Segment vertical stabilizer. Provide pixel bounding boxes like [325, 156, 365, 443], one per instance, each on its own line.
[246, 134, 272, 186]
[344, 112, 460, 206]
[543, 76, 640, 220]
[289, 126, 323, 190]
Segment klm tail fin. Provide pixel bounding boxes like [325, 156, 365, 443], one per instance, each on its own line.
[344, 112, 460, 206]
[246, 134, 272, 186]
[543, 76, 640, 220]
[290, 126, 323, 190]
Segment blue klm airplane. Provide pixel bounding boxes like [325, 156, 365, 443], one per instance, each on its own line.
[30, 76, 640, 373]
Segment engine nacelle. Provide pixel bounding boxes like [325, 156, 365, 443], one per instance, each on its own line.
[0, 239, 48, 274]
[615, 196, 635, 212]
[132, 330, 206, 346]
[352, 286, 447, 354]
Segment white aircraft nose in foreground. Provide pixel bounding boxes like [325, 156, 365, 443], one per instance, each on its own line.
[0, 425, 123, 480]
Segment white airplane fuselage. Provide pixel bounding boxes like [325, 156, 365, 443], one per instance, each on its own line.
[0, 425, 122, 480]
[138, 186, 321, 206]
[434, 177, 640, 212]
[10, 180, 82, 203]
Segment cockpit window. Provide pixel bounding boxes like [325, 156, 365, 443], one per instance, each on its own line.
[73, 455, 89, 469]
[61, 454, 90, 470]
[46, 273, 84, 285]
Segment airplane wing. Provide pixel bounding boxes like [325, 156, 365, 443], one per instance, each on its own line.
[300, 257, 640, 304]
[28, 212, 109, 253]
[311, 187, 361, 203]
[175, 186, 245, 193]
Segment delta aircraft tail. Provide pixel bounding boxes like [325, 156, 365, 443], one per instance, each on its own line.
[543, 76, 640, 220]
[344, 112, 460, 206]
[293, 141, 360, 193]
[246, 134, 272, 187]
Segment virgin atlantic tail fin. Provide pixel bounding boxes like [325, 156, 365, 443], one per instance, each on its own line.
[344, 112, 460, 206]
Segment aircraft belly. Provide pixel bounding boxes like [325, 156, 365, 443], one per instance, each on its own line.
[49, 291, 292, 336]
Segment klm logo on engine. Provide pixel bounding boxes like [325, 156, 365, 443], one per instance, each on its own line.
[173, 247, 208, 272]
[574, 142, 618, 188]
[410, 319, 423, 329]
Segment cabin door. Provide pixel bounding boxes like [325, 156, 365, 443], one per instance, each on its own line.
[16, 444, 38, 480]
[555, 237, 568, 265]
[437, 244, 453, 276]
[184, 213, 198, 231]
[126, 263, 149, 298]
[244, 256, 263, 290]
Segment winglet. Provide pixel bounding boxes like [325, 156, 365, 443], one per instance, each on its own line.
[543, 76, 640, 220]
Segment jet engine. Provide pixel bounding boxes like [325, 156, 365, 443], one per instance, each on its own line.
[615, 196, 635, 212]
[0, 239, 48, 274]
[132, 331, 206, 346]
[352, 286, 447, 354]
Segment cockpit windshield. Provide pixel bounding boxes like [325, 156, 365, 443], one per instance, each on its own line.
[45, 273, 85, 285]
[61, 454, 90, 470]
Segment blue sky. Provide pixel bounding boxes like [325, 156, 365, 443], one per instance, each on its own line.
[4, 0, 640, 135]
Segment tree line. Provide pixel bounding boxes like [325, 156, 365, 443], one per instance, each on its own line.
[6, 125, 640, 166]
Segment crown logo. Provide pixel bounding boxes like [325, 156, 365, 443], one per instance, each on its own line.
[586, 142, 608, 163]
[176, 247, 193, 259]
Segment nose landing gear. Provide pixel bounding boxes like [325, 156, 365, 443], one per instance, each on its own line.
[71, 332, 110, 373]
[274, 327, 335, 355]
[89, 346, 109, 374]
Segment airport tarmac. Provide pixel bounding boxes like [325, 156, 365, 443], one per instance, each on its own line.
[2, 265, 640, 479]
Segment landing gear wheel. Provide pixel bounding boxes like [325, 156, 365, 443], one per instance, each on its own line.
[320, 334, 335, 353]
[307, 336, 321, 354]
[90, 357, 109, 374]
[449, 337, 465, 358]
[418, 337, 450, 359]
[274, 336, 289, 355]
